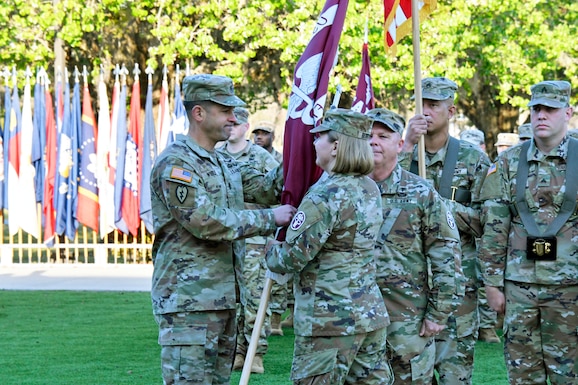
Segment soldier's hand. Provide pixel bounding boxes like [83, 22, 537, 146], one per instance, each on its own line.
[486, 285, 505, 315]
[402, 114, 429, 151]
[273, 205, 297, 226]
[419, 319, 446, 338]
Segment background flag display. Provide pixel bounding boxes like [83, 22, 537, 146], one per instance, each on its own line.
[157, 66, 171, 153]
[140, 70, 157, 233]
[384, 0, 437, 54]
[7, 77, 22, 236]
[113, 71, 129, 235]
[42, 79, 57, 245]
[281, 0, 348, 220]
[351, 41, 374, 113]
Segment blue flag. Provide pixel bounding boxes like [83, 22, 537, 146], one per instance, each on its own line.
[113, 82, 129, 234]
[32, 72, 47, 205]
[140, 81, 157, 233]
[167, 79, 188, 146]
[54, 79, 73, 239]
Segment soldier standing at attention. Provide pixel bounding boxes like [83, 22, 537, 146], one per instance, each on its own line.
[266, 109, 392, 385]
[149, 74, 296, 385]
[253, 121, 283, 163]
[399, 77, 491, 384]
[367, 108, 463, 384]
[479, 80, 578, 384]
[217, 107, 279, 374]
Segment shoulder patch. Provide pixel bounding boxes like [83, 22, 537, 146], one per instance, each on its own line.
[170, 167, 193, 183]
[446, 211, 456, 230]
[486, 163, 497, 176]
[290, 211, 306, 231]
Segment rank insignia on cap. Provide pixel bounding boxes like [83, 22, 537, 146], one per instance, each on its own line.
[170, 167, 193, 183]
[290, 211, 306, 231]
[446, 211, 456, 230]
[176, 185, 188, 203]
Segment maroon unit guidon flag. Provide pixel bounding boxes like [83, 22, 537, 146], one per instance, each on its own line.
[384, 0, 437, 54]
[352, 42, 374, 113]
[281, 0, 349, 235]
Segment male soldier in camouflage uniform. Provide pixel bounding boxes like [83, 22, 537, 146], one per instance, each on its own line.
[479, 80, 578, 384]
[266, 109, 392, 385]
[217, 107, 279, 373]
[517, 122, 533, 142]
[367, 108, 463, 384]
[460, 128, 486, 153]
[150, 74, 296, 385]
[253, 121, 283, 163]
[399, 77, 491, 384]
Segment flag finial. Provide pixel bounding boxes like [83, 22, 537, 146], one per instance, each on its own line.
[145, 65, 154, 84]
[133, 63, 141, 80]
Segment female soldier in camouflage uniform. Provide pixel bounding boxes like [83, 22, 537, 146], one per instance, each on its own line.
[266, 108, 392, 385]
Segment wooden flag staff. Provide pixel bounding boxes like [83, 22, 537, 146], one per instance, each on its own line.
[411, 0, 426, 178]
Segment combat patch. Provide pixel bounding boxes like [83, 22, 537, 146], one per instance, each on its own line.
[176, 185, 188, 203]
[170, 167, 193, 183]
[290, 211, 306, 231]
[446, 211, 456, 230]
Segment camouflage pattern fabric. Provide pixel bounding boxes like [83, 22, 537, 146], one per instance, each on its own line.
[217, 140, 278, 355]
[271, 147, 284, 164]
[266, 173, 389, 382]
[155, 310, 236, 385]
[399, 138, 491, 384]
[478, 136, 578, 383]
[373, 164, 463, 384]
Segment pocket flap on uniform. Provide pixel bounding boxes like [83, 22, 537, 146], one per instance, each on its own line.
[290, 348, 338, 380]
[158, 325, 207, 346]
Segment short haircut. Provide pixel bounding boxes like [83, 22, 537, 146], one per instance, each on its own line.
[328, 130, 374, 176]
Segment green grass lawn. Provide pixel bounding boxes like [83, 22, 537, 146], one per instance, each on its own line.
[0, 291, 509, 384]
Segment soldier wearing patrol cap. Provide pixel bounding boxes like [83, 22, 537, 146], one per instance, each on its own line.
[495, 132, 519, 155]
[480, 80, 578, 384]
[368, 108, 463, 384]
[150, 74, 296, 385]
[252, 121, 283, 164]
[266, 108, 392, 384]
[460, 128, 486, 152]
[517, 122, 533, 142]
[400, 77, 491, 385]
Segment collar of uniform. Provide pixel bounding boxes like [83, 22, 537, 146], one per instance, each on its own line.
[177, 133, 219, 162]
[411, 138, 450, 167]
[376, 164, 404, 195]
[527, 135, 571, 162]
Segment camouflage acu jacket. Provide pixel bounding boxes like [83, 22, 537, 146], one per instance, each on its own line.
[150, 134, 282, 315]
[374, 164, 463, 325]
[399, 139, 491, 289]
[479, 136, 578, 287]
[266, 174, 389, 337]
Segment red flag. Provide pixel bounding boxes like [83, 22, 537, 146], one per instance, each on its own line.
[77, 83, 99, 231]
[281, 0, 348, 230]
[120, 78, 141, 236]
[384, 0, 437, 54]
[43, 86, 57, 245]
[351, 42, 375, 113]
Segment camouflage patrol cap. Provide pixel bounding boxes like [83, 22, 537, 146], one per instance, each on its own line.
[517, 123, 532, 140]
[234, 107, 249, 124]
[418, 77, 458, 101]
[495, 133, 519, 147]
[460, 128, 485, 146]
[182, 74, 246, 107]
[528, 80, 571, 108]
[366, 108, 406, 135]
[252, 121, 275, 134]
[310, 108, 374, 139]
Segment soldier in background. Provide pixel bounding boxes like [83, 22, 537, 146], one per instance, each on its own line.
[150, 74, 296, 385]
[266, 109, 392, 385]
[217, 107, 279, 374]
[480, 80, 578, 384]
[400, 77, 491, 384]
[517, 123, 533, 142]
[459, 128, 486, 153]
[367, 108, 463, 384]
[253, 121, 283, 163]
[495, 132, 519, 155]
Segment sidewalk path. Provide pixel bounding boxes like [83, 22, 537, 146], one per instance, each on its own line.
[0, 264, 152, 292]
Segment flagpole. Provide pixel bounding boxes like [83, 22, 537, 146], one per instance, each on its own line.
[411, 0, 426, 178]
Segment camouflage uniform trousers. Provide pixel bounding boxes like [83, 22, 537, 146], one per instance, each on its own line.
[236, 243, 271, 356]
[386, 320, 435, 384]
[268, 276, 288, 316]
[155, 310, 236, 385]
[504, 281, 578, 385]
[478, 286, 498, 329]
[434, 289, 478, 385]
[291, 328, 393, 385]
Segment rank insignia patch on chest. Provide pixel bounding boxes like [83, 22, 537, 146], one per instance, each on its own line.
[446, 211, 456, 230]
[290, 211, 306, 231]
[176, 185, 188, 203]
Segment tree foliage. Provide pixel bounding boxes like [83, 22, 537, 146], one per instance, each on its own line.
[1, 0, 577, 155]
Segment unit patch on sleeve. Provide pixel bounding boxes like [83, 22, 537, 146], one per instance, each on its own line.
[170, 167, 193, 183]
[446, 211, 456, 230]
[176, 185, 188, 203]
[290, 211, 306, 231]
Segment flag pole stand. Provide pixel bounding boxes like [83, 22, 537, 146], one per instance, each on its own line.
[239, 277, 273, 385]
[411, 0, 426, 179]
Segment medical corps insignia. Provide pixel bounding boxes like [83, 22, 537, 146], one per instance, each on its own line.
[446, 211, 456, 230]
[290, 211, 306, 231]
